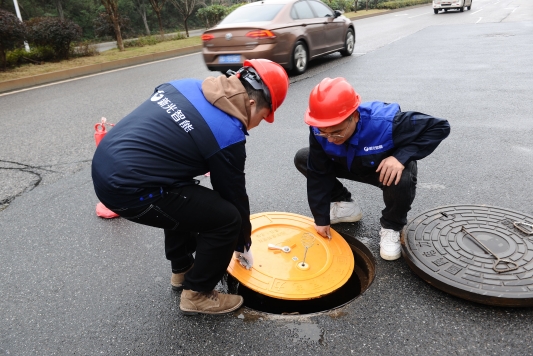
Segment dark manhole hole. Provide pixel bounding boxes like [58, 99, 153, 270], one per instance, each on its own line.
[402, 204, 533, 307]
[224, 232, 375, 315]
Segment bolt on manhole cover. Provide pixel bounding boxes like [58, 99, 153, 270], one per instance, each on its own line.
[401, 205, 533, 307]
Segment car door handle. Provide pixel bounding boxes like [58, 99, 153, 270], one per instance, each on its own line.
[301, 24, 307, 27]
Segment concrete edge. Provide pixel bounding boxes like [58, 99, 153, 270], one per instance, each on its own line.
[0, 3, 432, 94]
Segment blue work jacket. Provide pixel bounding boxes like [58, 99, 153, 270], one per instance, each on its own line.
[92, 79, 252, 250]
[307, 101, 450, 226]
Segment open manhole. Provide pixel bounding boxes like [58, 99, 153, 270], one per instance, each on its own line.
[224, 213, 375, 315]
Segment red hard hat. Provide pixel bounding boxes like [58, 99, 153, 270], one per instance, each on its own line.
[243, 59, 289, 123]
[304, 77, 361, 127]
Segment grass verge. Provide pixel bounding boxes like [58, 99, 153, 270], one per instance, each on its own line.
[344, 9, 389, 18]
[0, 36, 202, 83]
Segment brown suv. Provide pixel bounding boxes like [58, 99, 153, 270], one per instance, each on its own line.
[201, 0, 355, 75]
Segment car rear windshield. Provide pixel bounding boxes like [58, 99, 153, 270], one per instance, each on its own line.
[219, 4, 284, 24]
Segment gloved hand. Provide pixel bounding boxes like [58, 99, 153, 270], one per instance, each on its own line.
[233, 247, 253, 270]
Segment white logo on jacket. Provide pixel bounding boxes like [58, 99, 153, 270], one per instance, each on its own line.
[151, 90, 165, 101]
[364, 145, 383, 152]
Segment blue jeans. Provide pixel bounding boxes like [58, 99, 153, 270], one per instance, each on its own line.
[294, 147, 417, 231]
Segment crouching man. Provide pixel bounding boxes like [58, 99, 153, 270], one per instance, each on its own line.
[294, 77, 450, 260]
[92, 59, 289, 315]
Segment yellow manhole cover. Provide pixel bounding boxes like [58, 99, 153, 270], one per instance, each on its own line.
[227, 212, 354, 300]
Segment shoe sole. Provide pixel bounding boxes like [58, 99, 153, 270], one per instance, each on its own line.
[330, 212, 363, 225]
[171, 284, 183, 291]
[380, 251, 401, 261]
[179, 299, 244, 316]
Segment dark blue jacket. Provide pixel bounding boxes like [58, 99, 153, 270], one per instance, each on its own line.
[307, 101, 450, 225]
[92, 79, 252, 249]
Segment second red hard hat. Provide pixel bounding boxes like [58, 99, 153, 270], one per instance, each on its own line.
[304, 77, 361, 127]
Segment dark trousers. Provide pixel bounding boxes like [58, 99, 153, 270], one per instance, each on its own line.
[294, 147, 417, 231]
[109, 184, 241, 292]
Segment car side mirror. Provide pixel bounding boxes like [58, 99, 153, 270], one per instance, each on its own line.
[334, 10, 342, 18]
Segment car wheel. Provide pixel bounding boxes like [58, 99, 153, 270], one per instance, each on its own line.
[467, 1, 472, 10]
[292, 41, 308, 75]
[460, 5, 464, 12]
[434, 9, 438, 14]
[340, 28, 355, 57]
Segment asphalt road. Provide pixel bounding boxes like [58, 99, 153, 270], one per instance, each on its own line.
[1, 0, 533, 354]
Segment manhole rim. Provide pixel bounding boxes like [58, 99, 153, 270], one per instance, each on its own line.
[231, 231, 377, 317]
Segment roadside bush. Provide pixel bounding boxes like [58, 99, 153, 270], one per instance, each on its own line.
[5, 45, 56, 67]
[197, 5, 226, 28]
[377, 0, 431, 9]
[93, 12, 134, 41]
[123, 32, 186, 48]
[0, 9, 27, 70]
[71, 40, 99, 57]
[197, 3, 245, 28]
[26, 17, 82, 60]
[324, 0, 354, 11]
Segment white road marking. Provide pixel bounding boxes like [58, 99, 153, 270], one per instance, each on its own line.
[471, 9, 483, 15]
[408, 12, 431, 18]
[0, 52, 200, 97]
[476, 17, 483, 23]
[395, 14, 408, 16]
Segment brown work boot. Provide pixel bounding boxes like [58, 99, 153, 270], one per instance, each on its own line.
[180, 289, 243, 315]
[170, 264, 194, 291]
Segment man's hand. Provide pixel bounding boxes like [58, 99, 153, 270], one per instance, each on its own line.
[376, 156, 405, 186]
[233, 247, 253, 270]
[315, 225, 332, 239]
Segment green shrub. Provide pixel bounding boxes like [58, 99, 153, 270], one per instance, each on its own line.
[93, 12, 134, 41]
[0, 9, 27, 70]
[5, 45, 56, 67]
[123, 32, 187, 48]
[323, 0, 354, 12]
[197, 3, 245, 28]
[25, 17, 82, 60]
[377, 0, 432, 10]
[71, 40, 99, 57]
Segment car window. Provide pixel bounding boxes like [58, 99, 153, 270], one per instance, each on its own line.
[308, 0, 334, 17]
[290, 6, 298, 19]
[220, 4, 284, 24]
[292, 1, 314, 19]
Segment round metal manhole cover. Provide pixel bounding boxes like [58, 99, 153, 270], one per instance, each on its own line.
[401, 205, 533, 307]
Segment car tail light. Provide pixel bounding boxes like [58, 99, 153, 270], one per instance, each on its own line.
[201, 34, 214, 41]
[246, 30, 276, 39]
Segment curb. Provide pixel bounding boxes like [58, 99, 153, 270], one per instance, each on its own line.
[0, 45, 202, 94]
[0, 3, 431, 94]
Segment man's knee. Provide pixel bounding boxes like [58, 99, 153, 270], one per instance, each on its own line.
[294, 147, 309, 176]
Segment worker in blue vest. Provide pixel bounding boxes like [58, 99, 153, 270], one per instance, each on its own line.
[294, 77, 450, 261]
[92, 59, 289, 315]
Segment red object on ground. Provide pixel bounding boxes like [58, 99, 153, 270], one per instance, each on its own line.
[96, 202, 119, 218]
[94, 117, 119, 219]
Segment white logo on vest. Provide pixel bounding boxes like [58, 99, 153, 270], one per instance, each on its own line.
[151, 90, 165, 102]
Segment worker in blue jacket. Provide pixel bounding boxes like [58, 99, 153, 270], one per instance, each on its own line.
[294, 77, 450, 261]
[92, 59, 289, 315]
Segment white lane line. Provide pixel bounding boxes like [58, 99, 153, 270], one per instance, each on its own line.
[395, 14, 408, 16]
[408, 12, 431, 18]
[0, 52, 200, 97]
[471, 9, 483, 15]
[476, 17, 482, 23]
